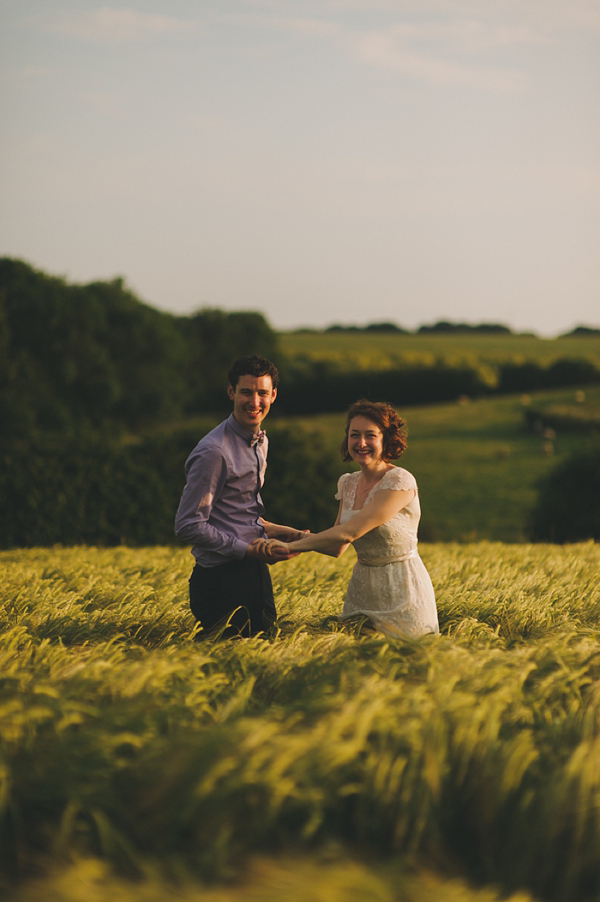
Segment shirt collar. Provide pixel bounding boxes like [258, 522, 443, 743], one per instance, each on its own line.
[226, 412, 266, 446]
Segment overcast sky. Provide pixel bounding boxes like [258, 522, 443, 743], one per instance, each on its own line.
[1, 0, 598, 335]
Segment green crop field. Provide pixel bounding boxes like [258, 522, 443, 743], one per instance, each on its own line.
[279, 331, 600, 370]
[279, 332, 600, 368]
[2, 542, 599, 902]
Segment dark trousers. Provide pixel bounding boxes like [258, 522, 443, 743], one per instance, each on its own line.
[189, 558, 276, 639]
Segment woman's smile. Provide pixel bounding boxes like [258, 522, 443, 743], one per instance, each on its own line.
[347, 416, 385, 467]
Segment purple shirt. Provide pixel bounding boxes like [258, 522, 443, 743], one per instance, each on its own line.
[174, 413, 268, 567]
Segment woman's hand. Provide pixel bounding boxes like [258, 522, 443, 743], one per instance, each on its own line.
[265, 538, 292, 555]
[248, 538, 298, 563]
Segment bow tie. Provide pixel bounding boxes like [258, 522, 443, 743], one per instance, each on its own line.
[250, 430, 266, 447]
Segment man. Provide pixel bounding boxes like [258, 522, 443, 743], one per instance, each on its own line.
[175, 355, 305, 639]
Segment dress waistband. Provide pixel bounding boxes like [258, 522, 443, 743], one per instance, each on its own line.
[357, 548, 418, 567]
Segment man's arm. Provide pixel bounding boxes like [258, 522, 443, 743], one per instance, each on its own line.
[174, 444, 248, 559]
[175, 446, 297, 563]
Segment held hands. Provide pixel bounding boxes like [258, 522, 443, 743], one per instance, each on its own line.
[248, 538, 296, 564]
[248, 525, 310, 563]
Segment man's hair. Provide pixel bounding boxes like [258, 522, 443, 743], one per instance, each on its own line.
[227, 355, 280, 390]
[340, 399, 408, 462]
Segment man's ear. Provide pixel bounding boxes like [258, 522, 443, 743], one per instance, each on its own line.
[271, 387, 277, 403]
[227, 383, 235, 401]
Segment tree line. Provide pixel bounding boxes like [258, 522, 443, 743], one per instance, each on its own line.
[3, 257, 600, 437]
[1, 257, 599, 548]
[300, 321, 600, 337]
[319, 320, 514, 334]
[0, 257, 277, 438]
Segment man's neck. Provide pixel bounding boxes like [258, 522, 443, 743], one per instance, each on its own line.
[231, 412, 263, 435]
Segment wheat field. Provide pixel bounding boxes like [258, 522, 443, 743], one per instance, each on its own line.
[1, 542, 599, 902]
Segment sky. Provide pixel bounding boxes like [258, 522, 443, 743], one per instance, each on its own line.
[1, 0, 599, 336]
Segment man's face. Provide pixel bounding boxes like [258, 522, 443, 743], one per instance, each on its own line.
[227, 374, 277, 432]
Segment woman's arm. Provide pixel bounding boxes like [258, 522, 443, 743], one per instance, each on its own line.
[266, 502, 347, 558]
[260, 519, 309, 541]
[309, 502, 350, 557]
[271, 488, 415, 557]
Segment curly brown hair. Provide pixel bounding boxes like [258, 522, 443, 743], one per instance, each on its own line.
[340, 400, 408, 462]
[227, 355, 280, 390]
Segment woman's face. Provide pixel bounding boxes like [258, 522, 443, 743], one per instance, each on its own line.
[347, 416, 385, 465]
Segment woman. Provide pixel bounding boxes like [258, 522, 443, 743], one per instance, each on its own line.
[264, 400, 439, 638]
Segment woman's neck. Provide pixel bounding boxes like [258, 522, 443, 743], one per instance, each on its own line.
[359, 461, 390, 483]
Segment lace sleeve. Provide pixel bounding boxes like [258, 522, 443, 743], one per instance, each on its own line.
[335, 473, 349, 501]
[382, 467, 418, 492]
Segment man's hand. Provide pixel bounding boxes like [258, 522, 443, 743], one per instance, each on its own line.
[247, 538, 297, 564]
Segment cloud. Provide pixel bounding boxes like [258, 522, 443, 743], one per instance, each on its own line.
[325, 0, 599, 20]
[228, 12, 339, 38]
[348, 25, 526, 92]
[393, 20, 551, 52]
[0, 65, 60, 86]
[80, 89, 123, 117]
[230, 0, 600, 35]
[229, 4, 539, 92]
[25, 7, 199, 44]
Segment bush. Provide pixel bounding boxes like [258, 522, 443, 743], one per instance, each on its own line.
[279, 363, 497, 415]
[0, 423, 342, 548]
[499, 362, 547, 393]
[0, 432, 187, 547]
[261, 424, 344, 532]
[528, 446, 600, 542]
[499, 360, 600, 395]
[523, 406, 600, 435]
[544, 358, 600, 387]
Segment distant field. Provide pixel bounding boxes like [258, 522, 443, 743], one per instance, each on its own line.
[2, 543, 599, 902]
[279, 331, 600, 369]
[279, 384, 600, 542]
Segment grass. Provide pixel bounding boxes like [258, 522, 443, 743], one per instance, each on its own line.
[1, 543, 599, 902]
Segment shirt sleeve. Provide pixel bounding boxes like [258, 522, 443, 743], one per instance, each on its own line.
[382, 467, 418, 492]
[174, 443, 248, 559]
[334, 473, 349, 501]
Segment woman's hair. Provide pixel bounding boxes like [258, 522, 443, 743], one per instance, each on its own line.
[340, 400, 408, 462]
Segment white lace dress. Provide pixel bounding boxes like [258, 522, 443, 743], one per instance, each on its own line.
[336, 468, 439, 638]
